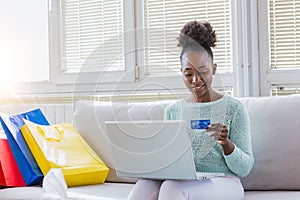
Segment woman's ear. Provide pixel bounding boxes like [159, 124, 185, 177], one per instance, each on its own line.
[212, 63, 217, 75]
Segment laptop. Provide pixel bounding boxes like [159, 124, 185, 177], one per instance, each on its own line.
[105, 120, 224, 180]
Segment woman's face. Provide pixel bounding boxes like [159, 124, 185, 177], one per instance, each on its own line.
[181, 51, 216, 100]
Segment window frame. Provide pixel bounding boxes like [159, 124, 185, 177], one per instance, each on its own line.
[1, 0, 263, 98]
[135, 0, 239, 95]
[49, 0, 136, 85]
[258, 0, 300, 96]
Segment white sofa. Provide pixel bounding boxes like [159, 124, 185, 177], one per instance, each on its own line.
[0, 95, 300, 200]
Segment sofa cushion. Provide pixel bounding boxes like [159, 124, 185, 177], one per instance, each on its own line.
[73, 100, 175, 183]
[240, 95, 300, 190]
[245, 191, 300, 200]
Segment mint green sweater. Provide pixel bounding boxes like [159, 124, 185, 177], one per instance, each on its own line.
[164, 95, 254, 177]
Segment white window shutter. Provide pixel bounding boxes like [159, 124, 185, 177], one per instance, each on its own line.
[61, 0, 124, 73]
[269, 0, 300, 69]
[143, 0, 232, 76]
[51, 0, 136, 84]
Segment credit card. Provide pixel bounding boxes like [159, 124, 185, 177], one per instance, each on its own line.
[190, 119, 210, 129]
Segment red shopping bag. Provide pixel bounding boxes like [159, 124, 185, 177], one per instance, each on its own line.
[0, 109, 47, 186]
[0, 131, 25, 187]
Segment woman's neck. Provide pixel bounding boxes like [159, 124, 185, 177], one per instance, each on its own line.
[188, 91, 223, 103]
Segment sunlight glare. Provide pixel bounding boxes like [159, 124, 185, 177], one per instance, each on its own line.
[0, 58, 13, 91]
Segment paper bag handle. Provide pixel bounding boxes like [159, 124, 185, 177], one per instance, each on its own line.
[36, 126, 64, 142]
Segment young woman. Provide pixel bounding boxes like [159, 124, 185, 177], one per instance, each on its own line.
[127, 20, 254, 200]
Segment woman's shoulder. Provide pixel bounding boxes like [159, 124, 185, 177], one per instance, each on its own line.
[165, 99, 184, 111]
[164, 99, 184, 120]
[223, 95, 244, 106]
[222, 95, 248, 116]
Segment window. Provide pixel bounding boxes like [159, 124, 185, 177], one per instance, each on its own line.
[258, 0, 300, 96]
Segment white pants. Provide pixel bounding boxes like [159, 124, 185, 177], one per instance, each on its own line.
[127, 176, 244, 200]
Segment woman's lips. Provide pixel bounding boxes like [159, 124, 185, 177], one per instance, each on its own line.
[192, 84, 206, 92]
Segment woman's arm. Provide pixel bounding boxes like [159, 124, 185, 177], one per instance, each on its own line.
[223, 103, 254, 177]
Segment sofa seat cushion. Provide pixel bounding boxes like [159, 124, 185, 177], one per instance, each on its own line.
[245, 191, 300, 200]
[0, 183, 134, 200]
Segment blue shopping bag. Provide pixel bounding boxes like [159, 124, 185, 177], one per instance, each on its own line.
[0, 109, 49, 186]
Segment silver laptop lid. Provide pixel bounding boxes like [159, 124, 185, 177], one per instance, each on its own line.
[105, 120, 199, 180]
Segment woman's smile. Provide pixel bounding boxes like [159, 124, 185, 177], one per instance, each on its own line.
[192, 83, 206, 92]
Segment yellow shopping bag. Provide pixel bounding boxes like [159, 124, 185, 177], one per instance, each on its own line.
[20, 119, 109, 187]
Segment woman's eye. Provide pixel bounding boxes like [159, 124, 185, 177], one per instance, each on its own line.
[184, 74, 192, 77]
[198, 70, 208, 74]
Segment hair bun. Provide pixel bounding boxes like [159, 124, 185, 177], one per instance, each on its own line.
[178, 21, 217, 49]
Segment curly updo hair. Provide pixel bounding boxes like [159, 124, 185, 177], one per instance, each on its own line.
[178, 20, 217, 61]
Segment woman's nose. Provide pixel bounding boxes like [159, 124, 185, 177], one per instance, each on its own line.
[192, 74, 201, 83]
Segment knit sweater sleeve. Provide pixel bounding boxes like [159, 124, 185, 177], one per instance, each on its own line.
[224, 102, 254, 177]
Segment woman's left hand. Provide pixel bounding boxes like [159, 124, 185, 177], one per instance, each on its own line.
[206, 123, 234, 155]
[207, 123, 228, 145]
